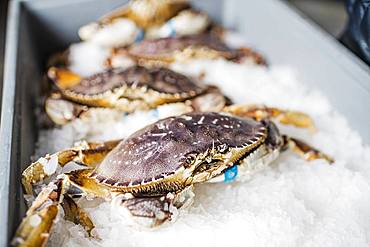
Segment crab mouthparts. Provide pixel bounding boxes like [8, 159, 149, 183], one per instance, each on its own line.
[190, 143, 263, 184]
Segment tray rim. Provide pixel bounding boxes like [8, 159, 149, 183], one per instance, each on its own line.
[1, 0, 370, 246]
[0, 0, 20, 246]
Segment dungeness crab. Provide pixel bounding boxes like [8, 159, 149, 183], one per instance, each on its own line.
[13, 107, 332, 246]
[78, 0, 211, 48]
[45, 65, 227, 125]
[109, 33, 266, 68]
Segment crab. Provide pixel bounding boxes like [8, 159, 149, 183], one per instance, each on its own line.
[13, 106, 333, 246]
[94, 0, 190, 29]
[109, 33, 266, 68]
[78, 0, 211, 48]
[45, 65, 228, 125]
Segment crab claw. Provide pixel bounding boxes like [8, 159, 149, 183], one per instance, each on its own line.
[48, 67, 82, 90]
[112, 186, 195, 228]
[188, 86, 228, 112]
[14, 176, 99, 247]
[114, 196, 172, 228]
[45, 93, 88, 125]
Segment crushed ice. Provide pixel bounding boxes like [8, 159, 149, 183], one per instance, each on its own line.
[32, 31, 370, 247]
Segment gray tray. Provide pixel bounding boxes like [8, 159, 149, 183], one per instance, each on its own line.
[1, 0, 370, 246]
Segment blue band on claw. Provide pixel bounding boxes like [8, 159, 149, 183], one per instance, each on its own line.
[152, 109, 159, 118]
[224, 165, 238, 183]
[135, 29, 144, 43]
[167, 20, 176, 37]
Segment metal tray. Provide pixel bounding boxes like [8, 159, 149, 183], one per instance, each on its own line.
[1, 0, 370, 246]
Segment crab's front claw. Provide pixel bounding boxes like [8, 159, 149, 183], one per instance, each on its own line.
[113, 186, 194, 228]
[48, 67, 82, 90]
[45, 93, 88, 125]
[114, 196, 173, 228]
[22, 153, 62, 196]
[188, 86, 229, 112]
[14, 174, 100, 247]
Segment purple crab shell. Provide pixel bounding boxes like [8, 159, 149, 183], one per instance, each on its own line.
[93, 112, 266, 186]
[64, 65, 204, 96]
[128, 33, 235, 58]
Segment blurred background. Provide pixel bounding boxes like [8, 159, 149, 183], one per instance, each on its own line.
[0, 0, 352, 105]
[288, 0, 347, 37]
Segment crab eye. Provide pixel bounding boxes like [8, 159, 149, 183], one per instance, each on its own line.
[217, 144, 228, 153]
[185, 157, 193, 164]
[206, 156, 212, 163]
[185, 153, 197, 166]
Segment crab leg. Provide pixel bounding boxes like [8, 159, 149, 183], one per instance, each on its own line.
[187, 85, 230, 112]
[231, 47, 267, 65]
[13, 172, 101, 247]
[61, 194, 95, 234]
[283, 136, 334, 163]
[12, 183, 59, 247]
[223, 104, 316, 131]
[48, 67, 82, 90]
[22, 140, 120, 196]
[45, 93, 89, 125]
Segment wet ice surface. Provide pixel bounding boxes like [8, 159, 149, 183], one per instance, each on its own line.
[36, 49, 370, 246]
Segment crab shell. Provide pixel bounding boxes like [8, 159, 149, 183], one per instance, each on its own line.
[91, 112, 270, 195]
[48, 66, 206, 111]
[123, 33, 266, 65]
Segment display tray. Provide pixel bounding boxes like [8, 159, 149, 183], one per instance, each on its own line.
[1, 0, 370, 246]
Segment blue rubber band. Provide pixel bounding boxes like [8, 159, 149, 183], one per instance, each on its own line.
[224, 165, 238, 183]
[134, 29, 144, 43]
[167, 20, 176, 37]
[152, 109, 159, 118]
